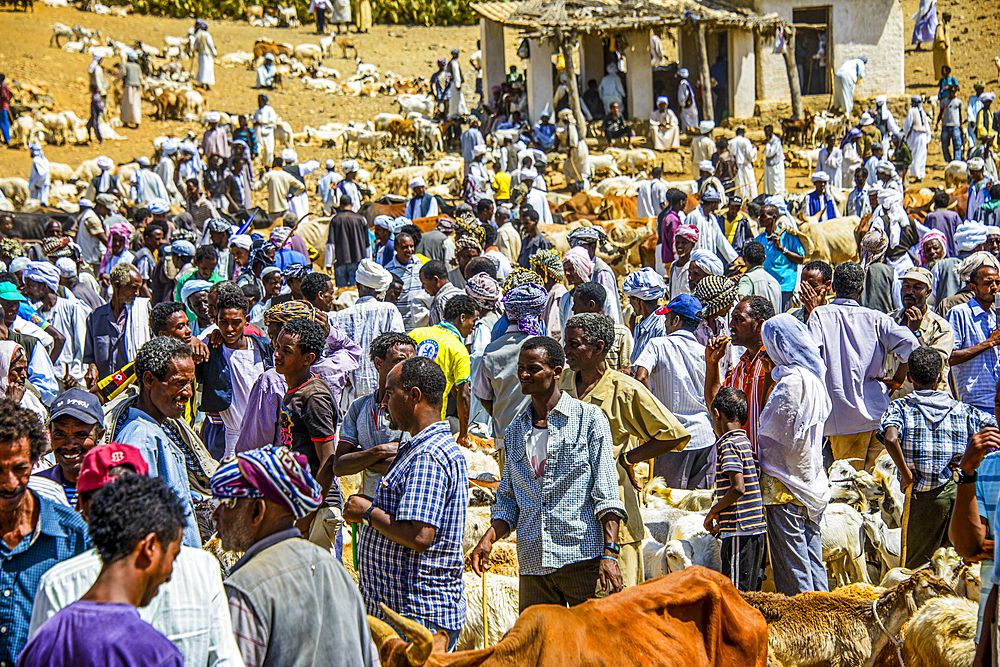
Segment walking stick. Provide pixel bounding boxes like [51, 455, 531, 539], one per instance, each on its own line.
[351, 522, 359, 571]
[481, 569, 490, 649]
[899, 483, 913, 566]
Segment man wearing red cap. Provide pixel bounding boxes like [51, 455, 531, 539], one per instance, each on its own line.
[30, 443, 243, 667]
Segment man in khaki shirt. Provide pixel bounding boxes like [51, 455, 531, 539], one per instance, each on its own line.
[560, 312, 690, 586]
[887, 267, 955, 398]
[254, 162, 302, 221]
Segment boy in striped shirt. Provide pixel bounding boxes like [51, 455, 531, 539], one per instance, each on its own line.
[704, 387, 768, 591]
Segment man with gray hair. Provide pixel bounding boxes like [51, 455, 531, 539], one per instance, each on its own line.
[807, 262, 919, 470]
[107, 336, 217, 547]
[83, 262, 148, 389]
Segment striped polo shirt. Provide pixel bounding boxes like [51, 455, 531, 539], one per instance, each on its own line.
[715, 429, 767, 535]
[724, 349, 770, 459]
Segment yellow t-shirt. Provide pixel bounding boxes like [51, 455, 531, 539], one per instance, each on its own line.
[492, 172, 511, 201]
[409, 322, 471, 419]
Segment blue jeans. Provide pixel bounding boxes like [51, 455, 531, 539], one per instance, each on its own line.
[0, 109, 9, 144]
[765, 503, 828, 595]
[334, 262, 358, 287]
[942, 125, 963, 162]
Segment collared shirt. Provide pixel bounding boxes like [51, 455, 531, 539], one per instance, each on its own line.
[687, 206, 738, 264]
[385, 255, 429, 332]
[114, 407, 202, 547]
[472, 327, 531, 442]
[359, 422, 468, 631]
[516, 233, 553, 269]
[82, 302, 131, 379]
[341, 392, 407, 496]
[29, 546, 242, 667]
[808, 298, 920, 435]
[948, 297, 1000, 410]
[333, 296, 404, 403]
[634, 329, 714, 451]
[493, 393, 627, 575]
[722, 348, 770, 456]
[0, 492, 89, 666]
[888, 308, 955, 398]
[877, 393, 996, 492]
[977, 452, 1000, 585]
[428, 283, 463, 327]
[630, 312, 666, 364]
[560, 369, 688, 544]
[753, 230, 804, 292]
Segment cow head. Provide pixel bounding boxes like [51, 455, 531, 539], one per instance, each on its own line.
[368, 604, 496, 667]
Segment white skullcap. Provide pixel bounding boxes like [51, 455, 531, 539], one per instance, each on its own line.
[409, 176, 426, 188]
[699, 120, 715, 134]
[8, 257, 28, 274]
[229, 234, 253, 251]
[678, 68, 689, 78]
[969, 157, 986, 170]
[811, 171, 830, 182]
[981, 92, 996, 103]
[147, 198, 170, 214]
[342, 159, 359, 172]
[54, 257, 77, 278]
[325, 159, 335, 169]
[473, 145, 488, 156]
[355, 259, 392, 292]
[206, 111, 221, 123]
[78, 198, 93, 208]
[698, 160, 715, 174]
[875, 94, 888, 104]
[281, 148, 297, 163]
[656, 96, 669, 106]
[137, 156, 150, 167]
[878, 188, 901, 206]
[96, 155, 114, 170]
[521, 167, 538, 180]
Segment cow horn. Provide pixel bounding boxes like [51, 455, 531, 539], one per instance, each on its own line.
[379, 603, 434, 666]
[367, 615, 398, 651]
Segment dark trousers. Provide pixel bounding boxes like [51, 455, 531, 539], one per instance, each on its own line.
[519, 557, 602, 612]
[903, 479, 956, 569]
[653, 446, 716, 490]
[315, 7, 326, 33]
[0, 109, 9, 144]
[87, 112, 102, 143]
[721, 533, 767, 591]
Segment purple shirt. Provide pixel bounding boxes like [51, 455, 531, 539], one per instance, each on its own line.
[18, 601, 182, 667]
[923, 209, 963, 257]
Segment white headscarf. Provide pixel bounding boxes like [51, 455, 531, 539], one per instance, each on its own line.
[0, 341, 23, 393]
[758, 314, 831, 521]
[356, 259, 392, 292]
[690, 249, 724, 276]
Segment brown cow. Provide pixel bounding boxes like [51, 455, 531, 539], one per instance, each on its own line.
[387, 118, 416, 146]
[369, 567, 769, 667]
[252, 39, 292, 64]
[555, 192, 603, 222]
[598, 193, 637, 221]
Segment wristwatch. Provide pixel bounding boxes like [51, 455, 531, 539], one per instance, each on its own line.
[604, 542, 621, 555]
[362, 504, 376, 527]
[958, 470, 978, 485]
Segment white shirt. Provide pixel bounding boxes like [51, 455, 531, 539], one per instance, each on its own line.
[39, 296, 91, 385]
[807, 298, 920, 436]
[208, 337, 264, 450]
[525, 188, 553, 226]
[685, 206, 738, 264]
[528, 426, 548, 477]
[253, 105, 277, 137]
[636, 178, 666, 219]
[485, 248, 512, 281]
[30, 547, 243, 667]
[333, 295, 405, 403]
[634, 330, 714, 450]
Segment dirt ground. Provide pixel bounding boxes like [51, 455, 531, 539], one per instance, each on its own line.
[0, 0, 998, 197]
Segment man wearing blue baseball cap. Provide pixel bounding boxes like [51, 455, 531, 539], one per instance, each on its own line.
[634, 294, 717, 488]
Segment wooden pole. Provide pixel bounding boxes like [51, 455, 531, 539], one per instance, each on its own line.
[753, 30, 763, 102]
[781, 25, 804, 119]
[555, 27, 586, 139]
[695, 23, 714, 122]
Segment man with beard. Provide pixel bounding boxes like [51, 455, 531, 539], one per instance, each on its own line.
[887, 267, 954, 398]
[83, 263, 149, 390]
[212, 445, 376, 667]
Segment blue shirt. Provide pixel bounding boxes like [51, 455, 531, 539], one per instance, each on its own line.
[358, 421, 467, 632]
[977, 452, 1000, 586]
[947, 298, 1000, 410]
[273, 248, 310, 271]
[492, 393, 627, 576]
[0, 492, 89, 666]
[114, 408, 202, 548]
[754, 230, 804, 293]
[630, 312, 666, 364]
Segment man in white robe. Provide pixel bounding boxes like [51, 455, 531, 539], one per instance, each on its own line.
[677, 68, 699, 132]
[636, 167, 667, 219]
[155, 140, 184, 207]
[192, 21, 217, 90]
[256, 54, 278, 89]
[832, 56, 867, 117]
[28, 143, 50, 205]
[903, 95, 932, 181]
[874, 94, 902, 153]
[447, 49, 467, 119]
[762, 125, 786, 196]
[521, 169, 552, 226]
[817, 134, 844, 188]
[598, 62, 625, 116]
[253, 94, 278, 169]
[281, 148, 321, 225]
[691, 120, 715, 179]
[649, 96, 679, 150]
[730, 127, 758, 200]
[686, 190, 738, 265]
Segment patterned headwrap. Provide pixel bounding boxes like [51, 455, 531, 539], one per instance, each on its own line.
[530, 248, 564, 282]
[693, 275, 738, 317]
[455, 212, 486, 246]
[622, 267, 667, 302]
[918, 230, 948, 267]
[455, 235, 483, 254]
[263, 300, 321, 327]
[42, 236, 73, 258]
[502, 267, 542, 294]
[562, 246, 594, 279]
[210, 446, 322, 519]
[674, 224, 700, 243]
[0, 238, 22, 260]
[109, 219, 134, 241]
[567, 226, 607, 247]
[247, 239, 275, 270]
[282, 263, 311, 279]
[501, 282, 548, 335]
[465, 272, 502, 313]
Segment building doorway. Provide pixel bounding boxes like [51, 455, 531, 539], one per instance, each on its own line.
[793, 7, 831, 95]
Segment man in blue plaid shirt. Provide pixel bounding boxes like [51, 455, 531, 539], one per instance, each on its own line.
[343, 357, 467, 651]
[878, 347, 997, 569]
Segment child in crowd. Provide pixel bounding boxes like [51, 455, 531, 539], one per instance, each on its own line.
[705, 386, 768, 591]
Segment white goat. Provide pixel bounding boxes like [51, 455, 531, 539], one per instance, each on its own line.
[821, 503, 871, 587]
[861, 511, 900, 578]
[458, 572, 519, 651]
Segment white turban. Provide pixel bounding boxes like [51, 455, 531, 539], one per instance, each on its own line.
[678, 68, 689, 78]
[981, 92, 996, 103]
[96, 155, 114, 192]
[180, 279, 212, 305]
[325, 159, 335, 169]
[206, 111, 221, 123]
[521, 167, 538, 180]
[137, 156, 150, 167]
[988, 226, 1000, 237]
[162, 140, 178, 156]
[373, 215, 395, 230]
[875, 95, 888, 104]
[698, 160, 715, 174]
[954, 223, 988, 252]
[473, 145, 488, 157]
[8, 257, 29, 274]
[281, 148, 297, 163]
[409, 176, 426, 189]
[55, 257, 77, 279]
[876, 159, 895, 175]
[956, 250, 1000, 281]
[699, 120, 715, 134]
[229, 234, 252, 250]
[606, 62, 618, 75]
[969, 157, 986, 171]
[356, 259, 392, 292]
[147, 198, 170, 214]
[859, 112, 874, 126]
[656, 96, 669, 106]
[622, 268, 667, 301]
[690, 249, 724, 276]
[342, 160, 359, 173]
[811, 171, 830, 182]
[23, 261, 60, 293]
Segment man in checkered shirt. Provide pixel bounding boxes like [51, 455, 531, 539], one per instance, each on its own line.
[878, 346, 996, 569]
[343, 357, 468, 651]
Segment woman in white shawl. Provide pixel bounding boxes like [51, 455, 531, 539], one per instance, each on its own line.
[28, 143, 50, 205]
[598, 62, 625, 116]
[677, 68, 699, 132]
[0, 341, 47, 422]
[156, 139, 185, 207]
[758, 313, 831, 595]
[903, 95, 932, 181]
